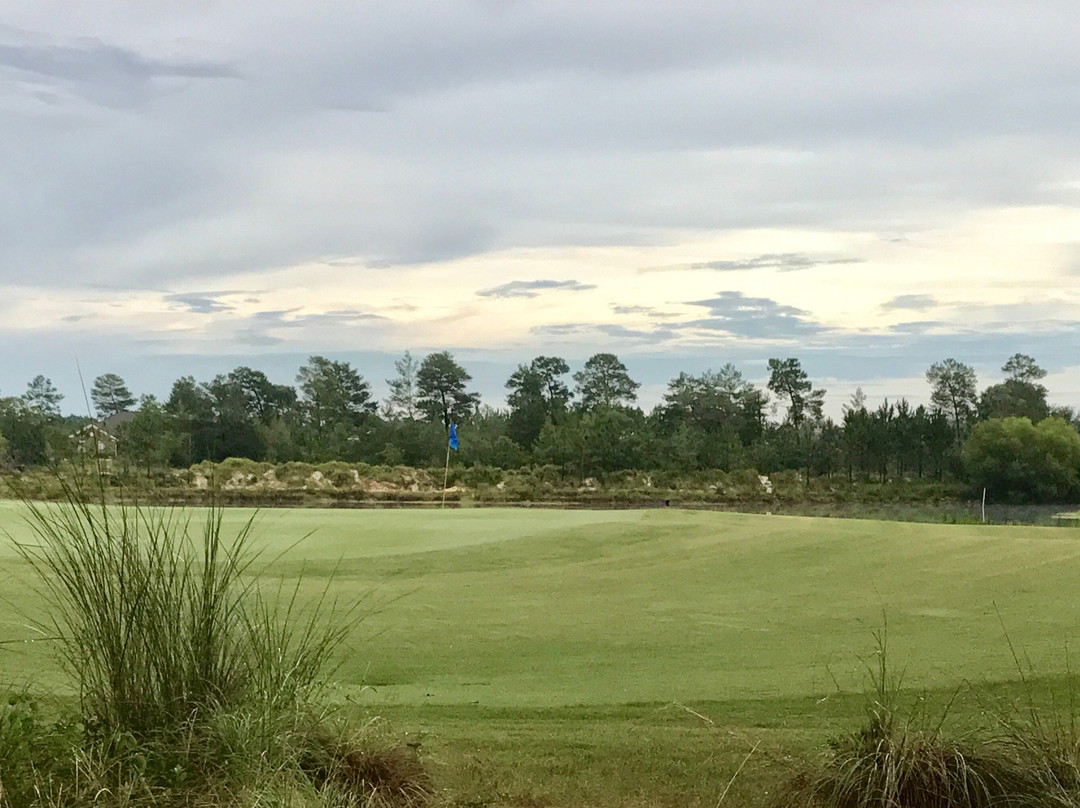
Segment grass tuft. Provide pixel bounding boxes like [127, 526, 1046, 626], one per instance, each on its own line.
[4, 479, 429, 807]
[304, 735, 432, 808]
[783, 626, 1079, 808]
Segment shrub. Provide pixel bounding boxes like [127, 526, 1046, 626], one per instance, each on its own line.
[457, 463, 504, 488]
[964, 417, 1080, 502]
[317, 461, 360, 489]
[278, 461, 318, 485]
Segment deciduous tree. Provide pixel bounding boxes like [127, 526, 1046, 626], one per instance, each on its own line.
[965, 417, 1080, 502]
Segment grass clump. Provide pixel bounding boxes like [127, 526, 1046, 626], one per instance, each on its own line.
[785, 629, 1080, 808]
[8, 490, 429, 807]
[787, 706, 1031, 808]
[300, 721, 431, 808]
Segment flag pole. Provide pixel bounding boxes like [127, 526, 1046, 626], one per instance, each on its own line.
[441, 441, 451, 508]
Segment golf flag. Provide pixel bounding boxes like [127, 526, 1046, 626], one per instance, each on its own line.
[448, 423, 459, 451]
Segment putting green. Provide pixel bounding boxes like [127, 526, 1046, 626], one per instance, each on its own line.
[1, 503, 1078, 709]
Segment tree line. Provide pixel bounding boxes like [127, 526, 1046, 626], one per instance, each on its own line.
[0, 351, 1076, 500]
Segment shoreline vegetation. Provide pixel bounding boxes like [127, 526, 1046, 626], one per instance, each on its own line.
[1, 458, 1074, 526]
[3, 353, 1078, 512]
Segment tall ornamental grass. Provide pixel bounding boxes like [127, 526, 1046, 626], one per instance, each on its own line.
[784, 628, 1080, 808]
[5, 488, 428, 807]
[16, 498, 344, 738]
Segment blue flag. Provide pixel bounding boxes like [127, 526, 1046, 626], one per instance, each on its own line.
[448, 423, 459, 451]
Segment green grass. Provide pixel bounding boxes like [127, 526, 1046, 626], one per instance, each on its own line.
[3, 503, 1080, 805]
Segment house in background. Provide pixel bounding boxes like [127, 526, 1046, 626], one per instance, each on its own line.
[103, 410, 137, 434]
[69, 410, 137, 457]
[70, 423, 118, 456]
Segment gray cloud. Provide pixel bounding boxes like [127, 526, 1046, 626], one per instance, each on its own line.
[644, 253, 862, 273]
[267, 309, 388, 327]
[882, 294, 939, 311]
[0, 34, 239, 108]
[477, 279, 596, 299]
[249, 308, 302, 321]
[683, 291, 828, 339]
[1, 4, 1078, 286]
[530, 322, 676, 345]
[885, 320, 947, 334]
[611, 304, 681, 318]
[235, 332, 285, 347]
[522, 310, 1080, 398]
[530, 323, 579, 336]
[801, 322, 1080, 386]
[524, 316, 1080, 395]
[232, 306, 393, 347]
[164, 292, 236, 314]
[232, 308, 390, 347]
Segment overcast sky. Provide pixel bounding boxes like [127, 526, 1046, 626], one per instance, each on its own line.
[1, 2, 1078, 415]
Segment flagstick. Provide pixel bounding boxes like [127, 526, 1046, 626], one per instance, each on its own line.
[441, 442, 451, 508]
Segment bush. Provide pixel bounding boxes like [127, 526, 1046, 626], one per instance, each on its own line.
[964, 417, 1080, 502]
[300, 720, 432, 808]
[456, 463, 504, 488]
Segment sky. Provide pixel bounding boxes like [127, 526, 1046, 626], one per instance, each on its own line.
[1, 2, 1078, 417]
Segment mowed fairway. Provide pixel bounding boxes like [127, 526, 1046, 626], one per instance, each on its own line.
[2, 502, 1080, 708]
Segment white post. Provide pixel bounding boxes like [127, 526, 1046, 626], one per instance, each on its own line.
[441, 443, 451, 508]
[981, 487, 987, 524]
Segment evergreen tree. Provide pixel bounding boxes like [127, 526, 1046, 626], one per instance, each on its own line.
[926, 358, 978, 447]
[979, 354, 1049, 422]
[573, 353, 639, 410]
[122, 396, 180, 477]
[90, 373, 136, 418]
[506, 356, 571, 447]
[416, 352, 480, 430]
[386, 351, 421, 420]
[766, 358, 825, 426]
[22, 375, 63, 417]
[296, 356, 376, 460]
